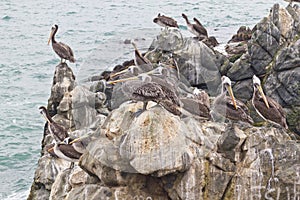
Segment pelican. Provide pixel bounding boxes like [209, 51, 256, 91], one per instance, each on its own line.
[252, 75, 288, 129]
[47, 24, 75, 63]
[39, 106, 69, 142]
[108, 74, 181, 116]
[153, 13, 179, 29]
[284, 0, 300, 6]
[131, 41, 152, 67]
[181, 88, 211, 119]
[48, 140, 82, 168]
[182, 14, 208, 40]
[64, 136, 90, 154]
[212, 76, 253, 124]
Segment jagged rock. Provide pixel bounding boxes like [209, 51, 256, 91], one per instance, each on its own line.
[47, 63, 75, 116]
[274, 39, 300, 72]
[81, 103, 193, 176]
[27, 156, 70, 200]
[217, 125, 247, 162]
[225, 42, 248, 62]
[149, 28, 227, 95]
[227, 53, 254, 81]
[29, 4, 300, 200]
[232, 79, 253, 102]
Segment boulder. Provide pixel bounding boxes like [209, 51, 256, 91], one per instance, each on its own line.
[47, 63, 76, 116]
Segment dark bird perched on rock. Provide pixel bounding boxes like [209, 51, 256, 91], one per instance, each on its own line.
[284, 0, 300, 6]
[39, 106, 69, 142]
[212, 76, 253, 124]
[47, 24, 75, 63]
[131, 41, 153, 67]
[181, 88, 211, 119]
[182, 13, 208, 40]
[47, 139, 82, 168]
[252, 75, 288, 129]
[108, 74, 181, 116]
[153, 13, 179, 29]
[65, 136, 91, 154]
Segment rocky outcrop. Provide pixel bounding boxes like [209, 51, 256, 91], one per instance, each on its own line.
[29, 3, 300, 200]
[222, 4, 300, 133]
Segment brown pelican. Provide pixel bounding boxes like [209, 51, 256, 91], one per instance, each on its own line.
[64, 136, 89, 154]
[47, 24, 75, 63]
[182, 14, 208, 40]
[47, 140, 82, 168]
[131, 41, 152, 67]
[181, 88, 211, 119]
[252, 75, 288, 129]
[212, 76, 253, 124]
[39, 106, 69, 142]
[284, 0, 300, 6]
[153, 13, 179, 28]
[108, 74, 181, 116]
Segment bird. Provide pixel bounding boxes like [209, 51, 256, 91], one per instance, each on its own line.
[284, 0, 300, 6]
[64, 136, 90, 154]
[108, 73, 181, 116]
[47, 24, 75, 63]
[181, 88, 211, 120]
[47, 140, 82, 168]
[182, 14, 208, 40]
[153, 13, 179, 29]
[131, 41, 153, 68]
[39, 106, 69, 142]
[252, 75, 288, 129]
[212, 76, 253, 124]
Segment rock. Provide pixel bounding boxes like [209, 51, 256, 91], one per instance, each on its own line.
[149, 28, 228, 95]
[81, 103, 193, 177]
[227, 53, 254, 81]
[274, 39, 300, 72]
[27, 156, 71, 200]
[217, 125, 247, 162]
[225, 42, 248, 62]
[29, 4, 300, 200]
[232, 78, 253, 102]
[47, 63, 76, 116]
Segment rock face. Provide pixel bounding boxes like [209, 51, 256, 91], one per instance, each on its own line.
[29, 4, 300, 200]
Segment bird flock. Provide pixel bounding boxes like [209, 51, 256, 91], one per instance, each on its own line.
[43, 13, 288, 166]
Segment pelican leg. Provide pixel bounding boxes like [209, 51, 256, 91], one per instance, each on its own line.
[69, 162, 74, 169]
[134, 102, 148, 117]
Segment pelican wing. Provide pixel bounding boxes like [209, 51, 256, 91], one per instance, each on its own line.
[225, 97, 253, 123]
[132, 82, 165, 100]
[254, 95, 287, 127]
[158, 15, 179, 28]
[193, 24, 208, 37]
[58, 144, 82, 160]
[60, 42, 74, 58]
[53, 42, 75, 61]
[49, 123, 69, 141]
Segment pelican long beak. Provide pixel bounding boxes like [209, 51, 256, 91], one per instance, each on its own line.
[69, 135, 90, 145]
[47, 30, 54, 45]
[257, 85, 269, 108]
[107, 76, 139, 84]
[69, 138, 80, 145]
[110, 68, 128, 78]
[226, 85, 237, 109]
[48, 147, 54, 152]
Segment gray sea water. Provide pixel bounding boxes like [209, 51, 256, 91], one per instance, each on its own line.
[0, 0, 287, 199]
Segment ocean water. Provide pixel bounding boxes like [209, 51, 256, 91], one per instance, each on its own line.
[0, 0, 287, 199]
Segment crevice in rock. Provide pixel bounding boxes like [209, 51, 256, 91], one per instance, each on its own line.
[220, 174, 235, 200]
